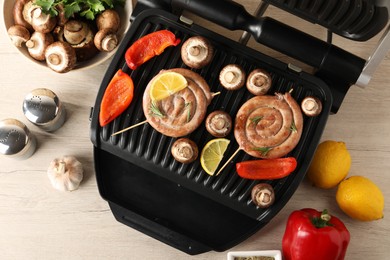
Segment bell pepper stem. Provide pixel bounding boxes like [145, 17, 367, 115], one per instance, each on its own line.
[311, 209, 333, 228]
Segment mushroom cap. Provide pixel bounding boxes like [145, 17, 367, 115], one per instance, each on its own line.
[63, 20, 98, 61]
[26, 31, 54, 61]
[219, 64, 246, 90]
[251, 183, 275, 208]
[205, 110, 232, 137]
[13, 0, 33, 31]
[7, 25, 31, 47]
[45, 41, 77, 73]
[96, 9, 121, 32]
[181, 36, 214, 69]
[171, 138, 199, 164]
[94, 28, 118, 52]
[246, 68, 272, 96]
[64, 20, 90, 45]
[301, 96, 322, 117]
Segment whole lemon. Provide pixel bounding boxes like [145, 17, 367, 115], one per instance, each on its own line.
[336, 176, 384, 221]
[307, 140, 351, 189]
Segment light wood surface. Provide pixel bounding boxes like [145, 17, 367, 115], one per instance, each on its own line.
[1, 1, 389, 259]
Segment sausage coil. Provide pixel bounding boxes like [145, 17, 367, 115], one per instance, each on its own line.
[143, 69, 211, 137]
[234, 92, 303, 159]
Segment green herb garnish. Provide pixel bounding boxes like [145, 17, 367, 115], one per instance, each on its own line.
[252, 146, 272, 156]
[248, 116, 263, 126]
[34, 0, 126, 20]
[290, 121, 297, 132]
[185, 102, 192, 122]
[150, 101, 164, 118]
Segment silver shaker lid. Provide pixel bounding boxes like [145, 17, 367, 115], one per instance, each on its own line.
[0, 118, 36, 158]
[22, 88, 65, 131]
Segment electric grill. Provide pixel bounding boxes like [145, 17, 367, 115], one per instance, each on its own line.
[90, 0, 390, 255]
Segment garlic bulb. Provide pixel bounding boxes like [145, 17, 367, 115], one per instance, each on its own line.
[47, 156, 83, 191]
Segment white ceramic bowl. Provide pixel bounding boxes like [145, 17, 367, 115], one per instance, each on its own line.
[2, 0, 132, 71]
[227, 250, 282, 260]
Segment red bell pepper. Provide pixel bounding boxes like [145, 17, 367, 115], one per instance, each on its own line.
[99, 69, 134, 127]
[236, 157, 297, 180]
[125, 30, 181, 70]
[282, 208, 350, 260]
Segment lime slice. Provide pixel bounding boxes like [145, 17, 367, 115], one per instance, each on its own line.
[149, 71, 188, 101]
[200, 138, 230, 175]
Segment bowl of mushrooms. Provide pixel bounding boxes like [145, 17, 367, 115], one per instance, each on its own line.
[3, 0, 132, 73]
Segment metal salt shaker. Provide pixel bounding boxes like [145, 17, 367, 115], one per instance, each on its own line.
[0, 118, 37, 160]
[22, 88, 66, 132]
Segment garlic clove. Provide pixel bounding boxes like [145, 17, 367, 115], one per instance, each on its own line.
[47, 156, 83, 191]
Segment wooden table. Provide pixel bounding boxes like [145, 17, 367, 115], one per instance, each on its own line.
[1, 1, 389, 259]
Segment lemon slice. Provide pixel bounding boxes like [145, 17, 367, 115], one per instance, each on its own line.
[149, 71, 188, 101]
[200, 138, 230, 175]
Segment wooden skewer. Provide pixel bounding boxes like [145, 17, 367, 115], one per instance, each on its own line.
[111, 120, 148, 136]
[111, 92, 221, 137]
[212, 91, 221, 97]
[214, 147, 242, 176]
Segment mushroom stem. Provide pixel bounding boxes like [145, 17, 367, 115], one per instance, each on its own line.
[47, 53, 61, 65]
[189, 46, 201, 56]
[224, 71, 237, 83]
[251, 183, 275, 208]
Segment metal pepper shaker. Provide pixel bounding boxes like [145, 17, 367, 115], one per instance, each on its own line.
[0, 118, 37, 160]
[22, 88, 66, 132]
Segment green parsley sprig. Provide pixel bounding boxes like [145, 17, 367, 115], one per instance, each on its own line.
[34, 0, 125, 20]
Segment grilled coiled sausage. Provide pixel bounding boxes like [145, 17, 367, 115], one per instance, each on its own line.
[234, 92, 303, 159]
[143, 68, 211, 137]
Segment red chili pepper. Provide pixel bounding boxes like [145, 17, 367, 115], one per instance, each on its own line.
[99, 69, 134, 127]
[282, 208, 350, 260]
[125, 30, 181, 70]
[236, 157, 297, 180]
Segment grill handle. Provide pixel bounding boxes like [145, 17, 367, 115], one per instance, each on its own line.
[171, 0, 366, 112]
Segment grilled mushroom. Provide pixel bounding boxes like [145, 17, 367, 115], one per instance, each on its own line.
[26, 31, 53, 60]
[181, 36, 214, 69]
[205, 110, 232, 137]
[246, 69, 272, 96]
[7, 25, 30, 47]
[301, 96, 322, 117]
[219, 64, 246, 90]
[45, 41, 77, 73]
[94, 28, 118, 52]
[251, 183, 275, 208]
[171, 138, 199, 164]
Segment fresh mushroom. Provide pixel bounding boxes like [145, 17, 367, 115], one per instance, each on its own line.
[181, 36, 214, 69]
[251, 183, 275, 208]
[219, 64, 246, 90]
[205, 110, 232, 137]
[7, 25, 30, 47]
[45, 41, 77, 73]
[96, 9, 121, 32]
[26, 31, 53, 60]
[23, 3, 57, 33]
[47, 155, 83, 191]
[171, 138, 199, 164]
[94, 28, 118, 52]
[301, 96, 322, 117]
[13, 0, 33, 31]
[246, 69, 272, 96]
[63, 20, 98, 61]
